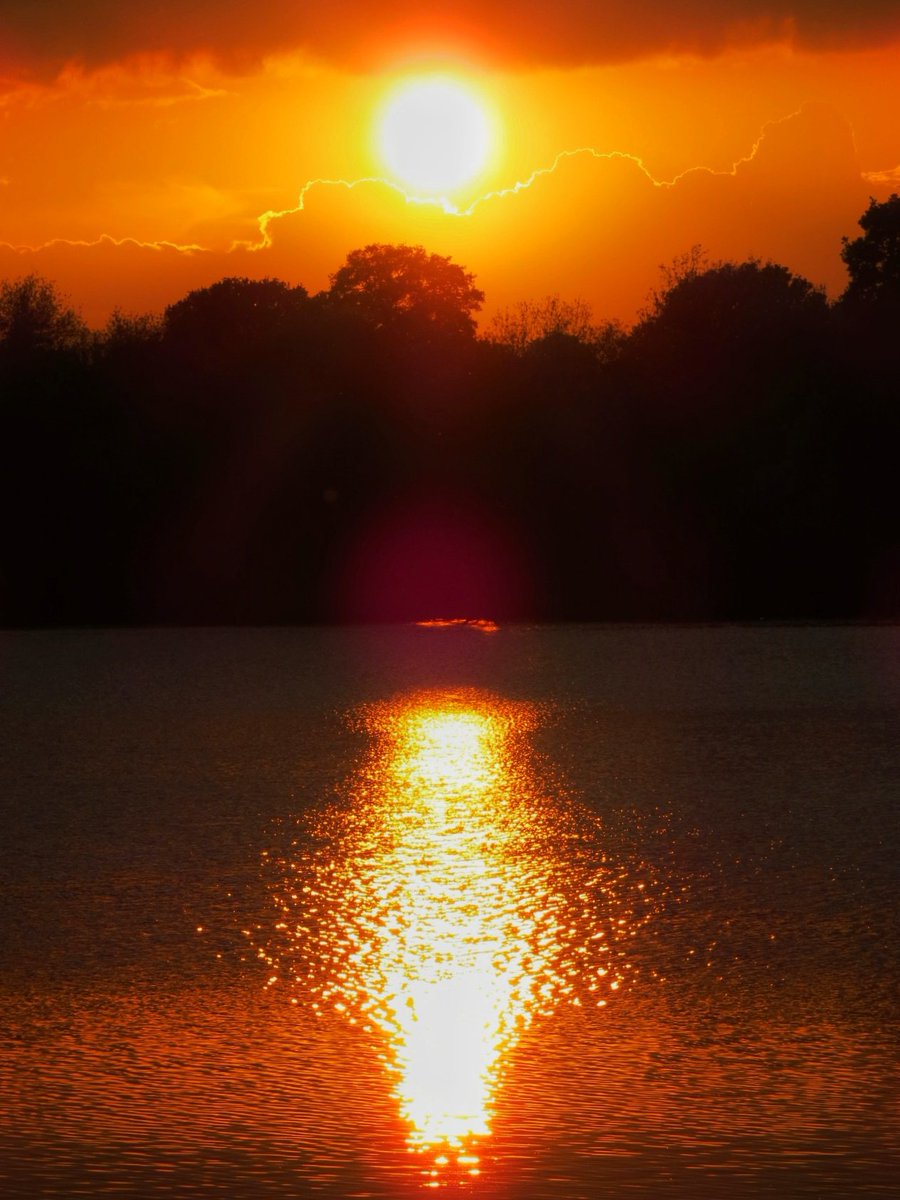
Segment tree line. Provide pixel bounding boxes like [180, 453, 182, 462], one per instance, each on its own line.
[0, 198, 898, 625]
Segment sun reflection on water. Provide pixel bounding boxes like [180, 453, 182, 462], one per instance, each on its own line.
[258, 690, 659, 1181]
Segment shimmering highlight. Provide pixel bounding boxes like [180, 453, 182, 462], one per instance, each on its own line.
[258, 690, 659, 1177]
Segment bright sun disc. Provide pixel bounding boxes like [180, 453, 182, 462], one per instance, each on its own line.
[378, 79, 492, 196]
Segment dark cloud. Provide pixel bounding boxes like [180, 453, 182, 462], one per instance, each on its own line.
[1, 1, 899, 76]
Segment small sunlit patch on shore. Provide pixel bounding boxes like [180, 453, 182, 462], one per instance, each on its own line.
[415, 617, 499, 632]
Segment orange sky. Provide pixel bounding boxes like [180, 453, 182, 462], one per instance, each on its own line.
[0, 2, 898, 327]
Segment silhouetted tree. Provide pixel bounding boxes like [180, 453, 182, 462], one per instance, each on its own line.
[840, 193, 900, 313]
[0, 281, 148, 623]
[327, 244, 484, 340]
[640, 244, 709, 314]
[636, 256, 827, 352]
[99, 309, 164, 353]
[94, 309, 167, 416]
[834, 195, 900, 613]
[627, 255, 830, 421]
[0, 275, 89, 363]
[625, 255, 851, 616]
[163, 276, 310, 368]
[487, 294, 625, 363]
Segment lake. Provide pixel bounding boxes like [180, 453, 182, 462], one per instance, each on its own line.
[0, 624, 897, 1198]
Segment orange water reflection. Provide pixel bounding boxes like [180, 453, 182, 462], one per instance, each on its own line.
[260, 690, 658, 1181]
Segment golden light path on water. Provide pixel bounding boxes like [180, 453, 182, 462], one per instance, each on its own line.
[256, 690, 660, 1183]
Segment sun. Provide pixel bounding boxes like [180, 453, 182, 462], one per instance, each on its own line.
[377, 77, 493, 197]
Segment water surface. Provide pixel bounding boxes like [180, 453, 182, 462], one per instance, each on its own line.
[0, 625, 897, 1197]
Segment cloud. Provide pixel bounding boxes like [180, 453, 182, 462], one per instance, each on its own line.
[863, 164, 900, 189]
[243, 103, 866, 318]
[0, 237, 217, 323]
[0, 102, 868, 328]
[1, 1, 899, 77]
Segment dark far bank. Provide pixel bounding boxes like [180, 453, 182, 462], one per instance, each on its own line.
[0, 196, 898, 628]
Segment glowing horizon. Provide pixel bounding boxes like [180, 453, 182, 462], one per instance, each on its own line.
[0, 13, 896, 327]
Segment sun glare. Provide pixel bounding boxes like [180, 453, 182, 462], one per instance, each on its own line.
[258, 688, 661, 1181]
[377, 77, 493, 196]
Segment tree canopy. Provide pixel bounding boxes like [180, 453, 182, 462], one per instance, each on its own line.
[327, 243, 484, 340]
[0, 275, 89, 361]
[840, 193, 900, 312]
[636, 256, 827, 343]
[486, 294, 625, 362]
[164, 276, 310, 350]
[626, 256, 830, 418]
